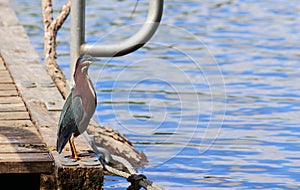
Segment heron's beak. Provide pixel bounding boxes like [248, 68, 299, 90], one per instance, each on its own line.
[85, 61, 93, 66]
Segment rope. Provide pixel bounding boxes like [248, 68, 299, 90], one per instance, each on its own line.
[83, 132, 164, 189]
[111, 154, 136, 174]
[100, 155, 164, 190]
[104, 163, 130, 179]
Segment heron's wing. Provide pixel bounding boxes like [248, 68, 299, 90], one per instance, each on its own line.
[58, 90, 73, 127]
[72, 95, 84, 133]
[56, 91, 77, 153]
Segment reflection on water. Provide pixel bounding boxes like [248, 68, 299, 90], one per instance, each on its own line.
[11, 0, 300, 189]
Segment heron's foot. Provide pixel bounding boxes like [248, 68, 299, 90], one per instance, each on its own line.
[73, 154, 79, 160]
[78, 152, 93, 158]
[65, 152, 92, 160]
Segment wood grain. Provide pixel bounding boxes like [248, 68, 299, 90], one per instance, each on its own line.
[0, 83, 16, 90]
[0, 112, 30, 120]
[0, 90, 18, 96]
[0, 96, 23, 104]
[0, 103, 26, 112]
[0, 152, 53, 174]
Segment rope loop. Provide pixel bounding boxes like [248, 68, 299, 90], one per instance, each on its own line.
[127, 174, 147, 190]
[84, 131, 163, 189]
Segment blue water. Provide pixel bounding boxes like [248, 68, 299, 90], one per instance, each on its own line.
[11, 0, 300, 189]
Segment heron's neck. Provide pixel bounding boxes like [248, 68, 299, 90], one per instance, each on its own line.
[73, 70, 96, 112]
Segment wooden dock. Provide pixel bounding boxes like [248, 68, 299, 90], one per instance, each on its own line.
[0, 0, 103, 189]
[0, 56, 53, 189]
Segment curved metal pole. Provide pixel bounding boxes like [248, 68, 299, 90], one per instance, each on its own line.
[70, 0, 164, 83]
[70, 0, 85, 84]
[81, 0, 163, 57]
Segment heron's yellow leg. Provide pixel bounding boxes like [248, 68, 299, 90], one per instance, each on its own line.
[69, 136, 79, 160]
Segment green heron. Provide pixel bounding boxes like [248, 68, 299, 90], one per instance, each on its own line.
[56, 54, 96, 159]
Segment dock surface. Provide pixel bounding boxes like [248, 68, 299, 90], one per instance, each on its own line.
[0, 57, 53, 174]
[0, 0, 103, 189]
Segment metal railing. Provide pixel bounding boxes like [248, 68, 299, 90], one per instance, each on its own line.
[70, 0, 164, 83]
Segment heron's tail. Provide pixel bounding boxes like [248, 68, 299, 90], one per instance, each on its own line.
[56, 132, 71, 154]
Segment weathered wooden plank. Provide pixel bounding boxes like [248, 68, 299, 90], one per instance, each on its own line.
[0, 96, 23, 104]
[0, 120, 33, 127]
[0, 59, 5, 70]
[0, 78, 13, 84]
[0, 70, 10, 75]
[0, 83, 16, 90]
[0, 112, 30, 120]
[0, 125, 37, 134]
[0, 133, 43, 144]
[0, 152, 52, 162]
[0, 152, 53, 174]
[0, 102, 26, 112]
[0, 90, 18, 96]
[0, 63, 5, 70]
[0, 70, 12, 83]
[0, 70, 12, 76]
[0, 144, 48, 153]
[0, 0, 55, 178]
